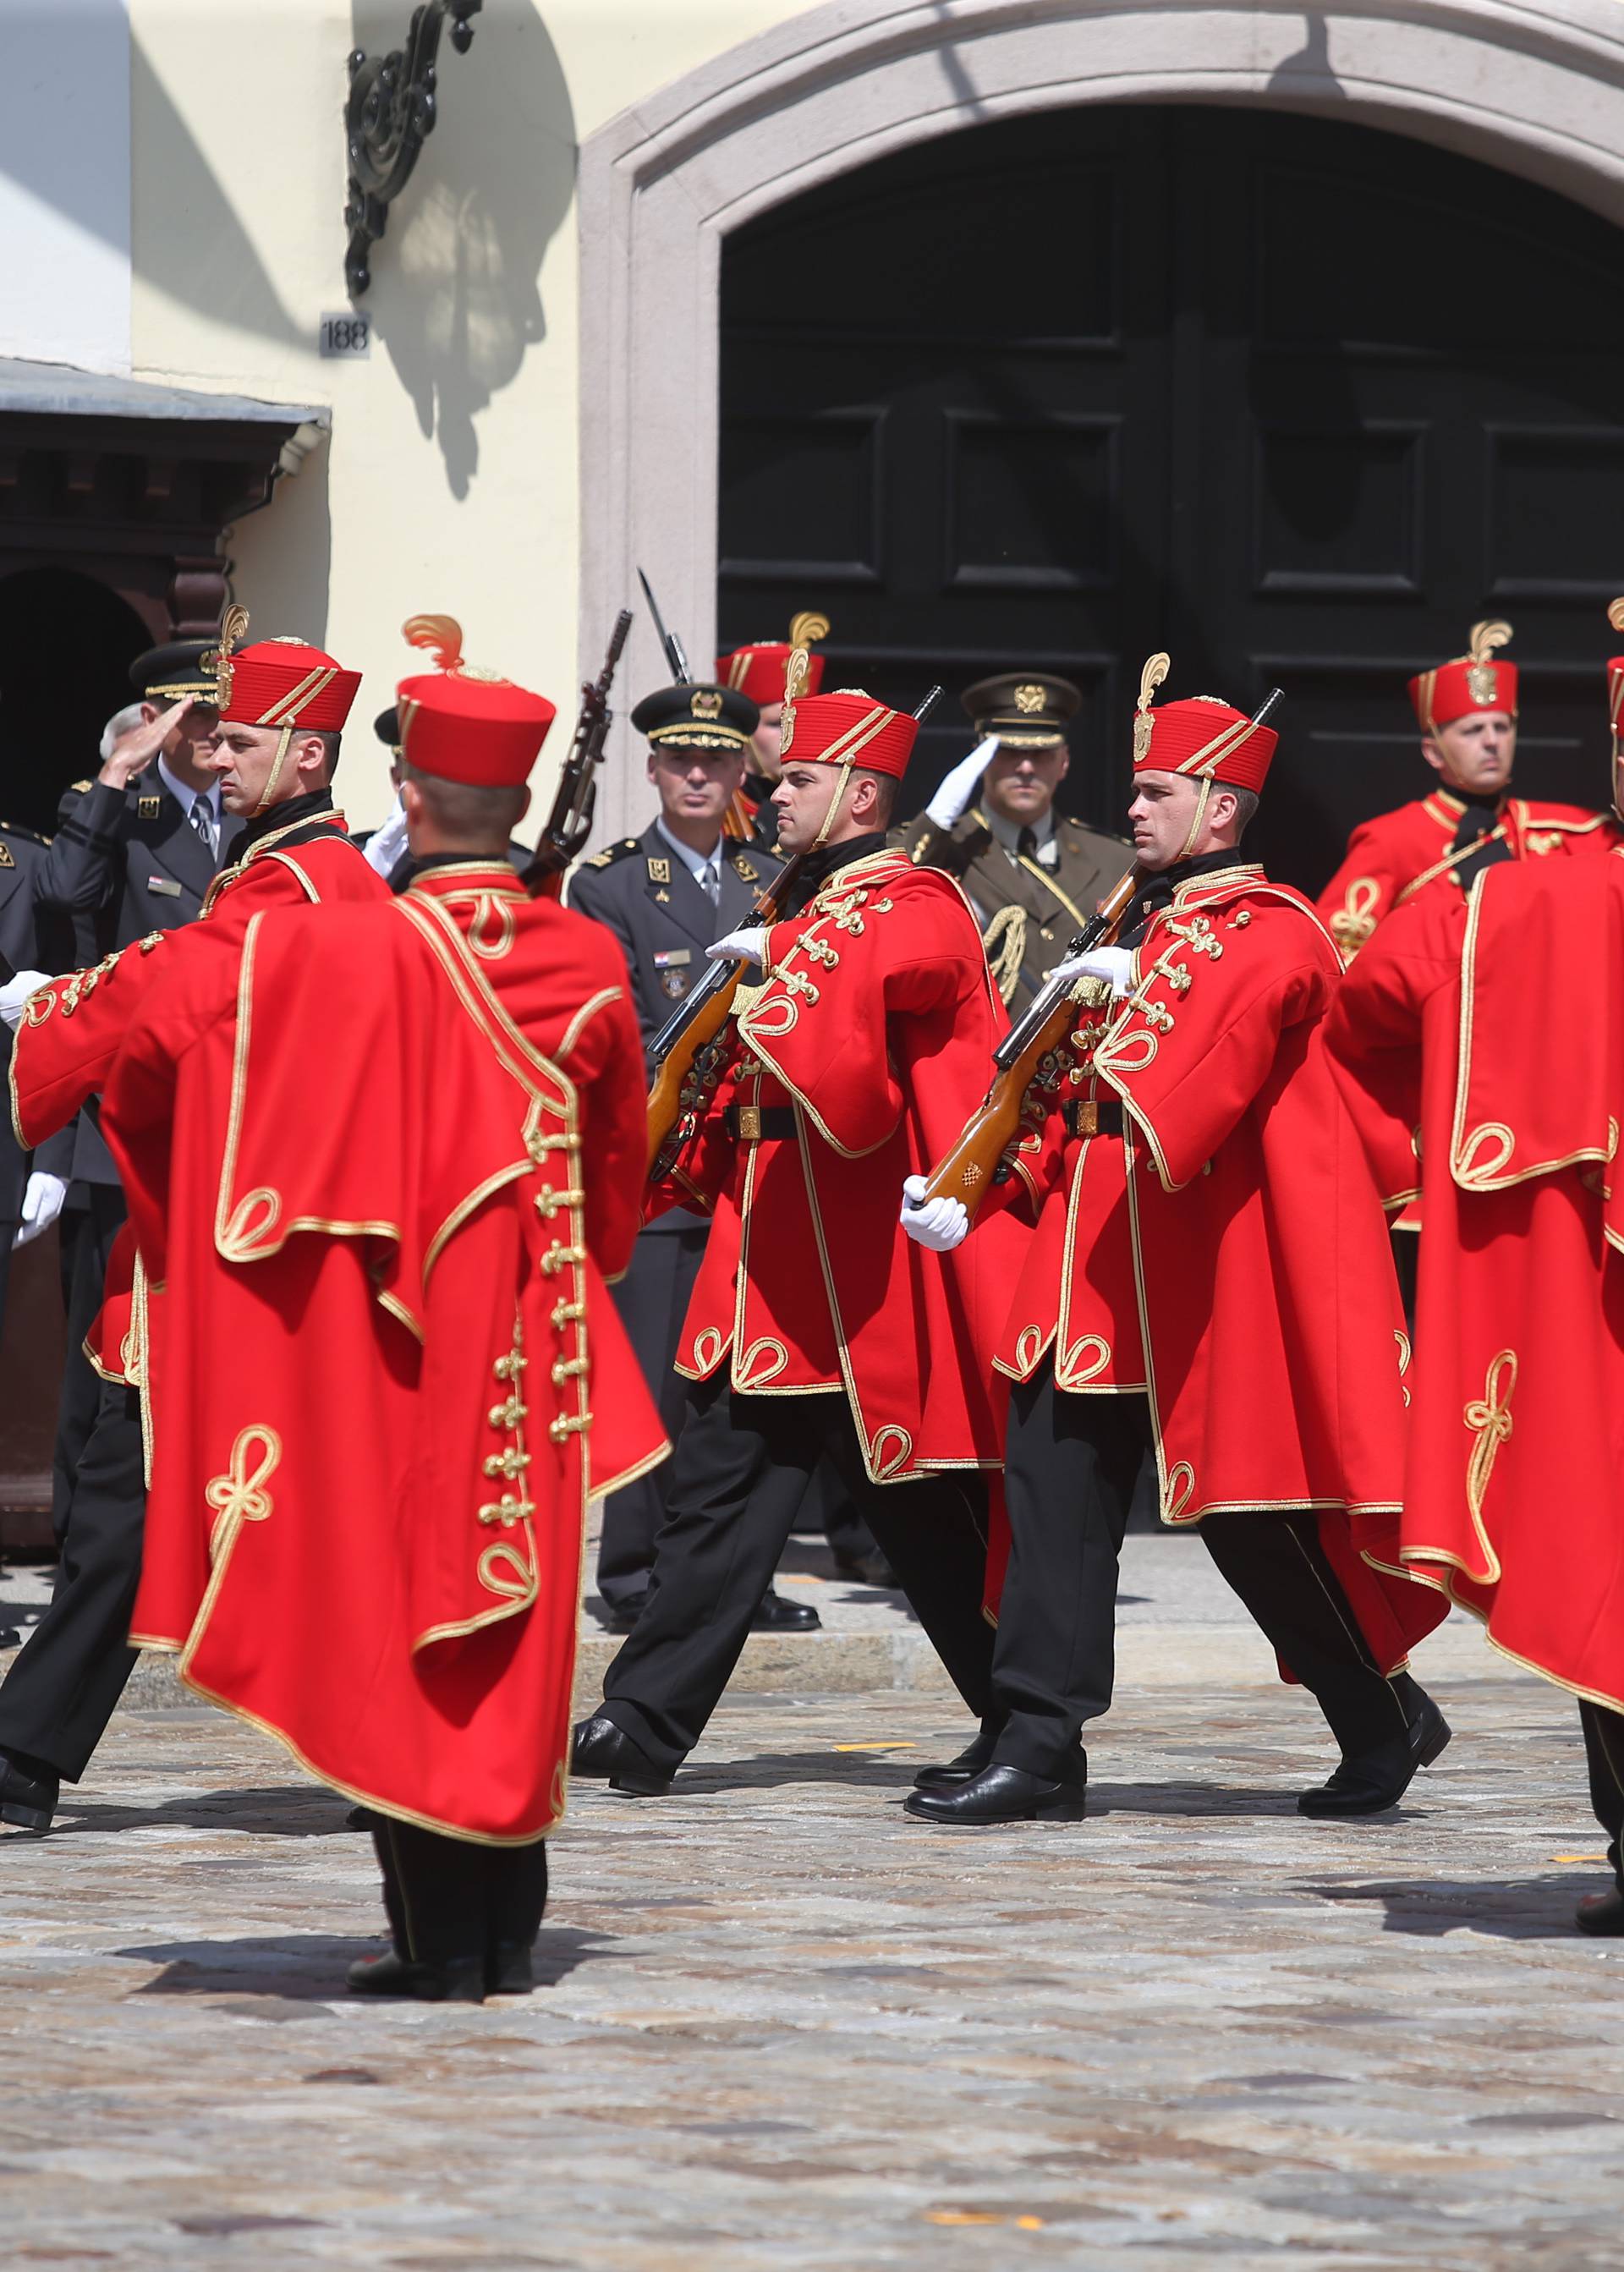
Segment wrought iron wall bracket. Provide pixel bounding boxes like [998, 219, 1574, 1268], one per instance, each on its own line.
[343, 0, 483, 299]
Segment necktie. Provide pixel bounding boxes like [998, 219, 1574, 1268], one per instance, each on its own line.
[701, 858, 720, 908]
[190, 798, 216, 859]
[1017, 827, 1038, 860]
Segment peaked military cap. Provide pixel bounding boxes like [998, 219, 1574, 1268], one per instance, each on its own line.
[963, 672, 1082, 750]
[632, 681, 758, 755]
[129, 640, 220, 704]
[375, 705, 401, 751]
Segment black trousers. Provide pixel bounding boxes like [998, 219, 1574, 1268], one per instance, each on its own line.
[602, 1375, 995, 1771]
[992, 1364, 1415, 1778]
[52, 1185, 126, 1550]
[1580, 1700, 1624, 1894]
[0, 1378, 143, 1779]
[598, 1221, 710, 1605]
[370, 1823, 549, 1967]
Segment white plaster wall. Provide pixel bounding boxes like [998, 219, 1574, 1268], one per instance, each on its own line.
[0, 0, 132, 375]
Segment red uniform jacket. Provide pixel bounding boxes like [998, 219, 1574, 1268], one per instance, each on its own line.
[1324, 854, 1624, 1712]
[1317, 789, 1616, 960]
[106, 881, 657, 1843]
[9, 805, 387, 1150]
[654, 846, 1026, 1480]
[991, 862, 1444, 1671]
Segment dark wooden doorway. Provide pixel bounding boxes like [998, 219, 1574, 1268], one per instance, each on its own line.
[718, 105, 1624, 893]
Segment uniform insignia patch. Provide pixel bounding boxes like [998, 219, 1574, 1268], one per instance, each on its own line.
[653, 948, 691, 969]
[138, 795, 162, 819]
[149, 877, 182, 897]
[661, 969, 689, 997]
[70, 779, 92, 793]
[0, 843, 14, 870]
[732, 854, 759, 882]
[655, 888, 671, 903]
[647, 858, 671, 885]
[586, 836, 641, 870]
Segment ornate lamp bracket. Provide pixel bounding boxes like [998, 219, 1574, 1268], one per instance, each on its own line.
[343, 0, 483, 299]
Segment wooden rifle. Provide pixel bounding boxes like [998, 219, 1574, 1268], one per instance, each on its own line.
[525, 607, 634, 895]
[914, 686, 1284, 1222]
[645, 680, 945, 1181]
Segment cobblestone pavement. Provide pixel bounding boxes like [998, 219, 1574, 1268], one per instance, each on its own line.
[2, 1541, 1622, 2269]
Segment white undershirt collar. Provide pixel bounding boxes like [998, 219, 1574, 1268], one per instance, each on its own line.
[655, 815, 723, 889]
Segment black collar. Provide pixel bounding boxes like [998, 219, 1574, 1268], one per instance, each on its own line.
[788, 830, 890, 911]
[234, 788, 337, 856]
[1135, 845, 1243, 916]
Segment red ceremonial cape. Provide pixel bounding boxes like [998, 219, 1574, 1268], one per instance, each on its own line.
[1325, 853, 1624, 1709]
[652, 848, 1028, 1479]
[106, 895, 651, 1842]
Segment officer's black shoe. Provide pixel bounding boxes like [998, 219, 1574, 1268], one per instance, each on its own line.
[346, 1951, 486, 2003]
[903, 1761, 1088, 1825]
[570, 1714, 673, 1796]
[832, 1550, 901, 1589]
[486, 1940, 536, 1994]
[1297, 1693, 1452, 1818]
[1576, 1889, 1624, 1938]
[0, 1751, 59, 1834]
[599, 1592, 650, 1636]
[750, 1588, 820, 1633]
[913, 1725, 998, 1791]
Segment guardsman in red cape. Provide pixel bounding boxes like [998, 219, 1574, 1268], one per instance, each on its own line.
[1318, 618, 1618, 960]
[0, 615, 385, 1839]
[716, 607, 831, 843]
[78, 623, 659, 2000]
[902, 657, 1450, 1826]
[571, 652, 1027, 1797]
[1323, 601, 1624, 1938]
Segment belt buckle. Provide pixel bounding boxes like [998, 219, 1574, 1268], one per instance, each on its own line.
[1073, 1101, 1098, 1139]
[737, 1105, 762, 1141]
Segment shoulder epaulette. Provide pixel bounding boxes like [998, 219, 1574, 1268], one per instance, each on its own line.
[0, 820, 46, 849]
[583, 836, 641, 871]
[69, 780, 92, 795]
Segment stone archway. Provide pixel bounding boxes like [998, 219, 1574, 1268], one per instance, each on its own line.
[578, 0, 1624, 839]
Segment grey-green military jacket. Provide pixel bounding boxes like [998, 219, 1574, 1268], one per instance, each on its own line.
[891, 806, 1128, 1012]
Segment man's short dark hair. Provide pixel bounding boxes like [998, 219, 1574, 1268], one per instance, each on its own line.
[853, 768, 898, 826]
[399, 760, 527, 840]
[308, 729, 342, 780]
[1227, 786, 1259, 838]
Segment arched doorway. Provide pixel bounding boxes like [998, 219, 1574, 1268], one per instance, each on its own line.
[717, 105, 1624, 892]
[0, 568, 151, 835]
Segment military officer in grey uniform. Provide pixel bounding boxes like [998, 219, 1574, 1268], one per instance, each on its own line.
[893, 672, 1127, 1012]
[36, 642, 240, 1545]
[0, 820, 75, 1336]
[568, 678, 820, 1634]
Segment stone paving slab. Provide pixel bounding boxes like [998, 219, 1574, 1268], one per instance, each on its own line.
[1, 1552, 1621, 2269]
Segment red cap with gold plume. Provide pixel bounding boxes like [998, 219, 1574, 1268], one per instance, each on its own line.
[716, 610, 830, 705]
[395, 614, 557, 788]
[209, 605, 362, 733]
[777, 645, 917, 782]
[1129, 653, 1278, 793]
[1408, 620, 1517, 735]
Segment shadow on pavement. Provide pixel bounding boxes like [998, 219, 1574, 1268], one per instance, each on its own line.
[1297, 1874, 1599, 1940]
[43, 1786, 359, 1839]
[119, 1925, 620, 2000]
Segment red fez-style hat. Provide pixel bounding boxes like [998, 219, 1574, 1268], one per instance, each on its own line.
[717, 610, 830, 706]
[394, 614, 556, 788]
[1408, 620, 1517, 734]
[778, 651, 917, 783]
[207, 606, 360, 733]
[1128, 654, 1277, 795]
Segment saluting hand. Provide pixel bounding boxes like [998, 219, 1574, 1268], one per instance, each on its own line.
[900, 1174, 969, 1253]
[923, 734, 1001, 831]
[97, 696, 195, 790]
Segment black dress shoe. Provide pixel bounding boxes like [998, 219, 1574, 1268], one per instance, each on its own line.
[1298, 1693, 1453, 1818]
[832, 1550, 901, 1589]
[346, 1950, 486, 2002]
[570, 1714, 673, 1796]
[750, 1588, 820, 1633]
[1576, 1888, 1624, 1938]
[486, 1940, 536, 1994]
[0, 1752, 59, 1834]
[913, 1726, 998, 1791]
[904, 1761, 1087, 1825]
[598, 1593, 649, 1636]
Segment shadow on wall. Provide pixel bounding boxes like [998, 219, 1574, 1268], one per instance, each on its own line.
[229, 434, 334, 650]
[351, 0, 576, 499]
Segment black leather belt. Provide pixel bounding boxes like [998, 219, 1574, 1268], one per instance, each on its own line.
[724, 1104, 797, 1141]
[1063, 1097, 1124, 1139]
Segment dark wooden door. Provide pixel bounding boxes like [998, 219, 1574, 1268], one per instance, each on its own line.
[718, 107, 1624, 892]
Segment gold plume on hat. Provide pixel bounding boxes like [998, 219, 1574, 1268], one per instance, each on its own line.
[403, 613, 464, 672]
[1468, 619, 1513, 665]
[779, 645, 811, 757]
[1133, 651, 1171, 763]
[201, 603, 250, 710]
[1607, 598, 1624, 634]
[787, 611, 830, 648]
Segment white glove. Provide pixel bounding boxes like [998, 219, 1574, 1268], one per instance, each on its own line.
[1051, 946, 1134, 999]
[362, 795, 410, 877]
[0, 971, 49, 1032]
[705, 926, 768, 965]
[12, 1172, 66, 1250]
[900, 1173, 969, 1252]
[924, 735, 1001, 830]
